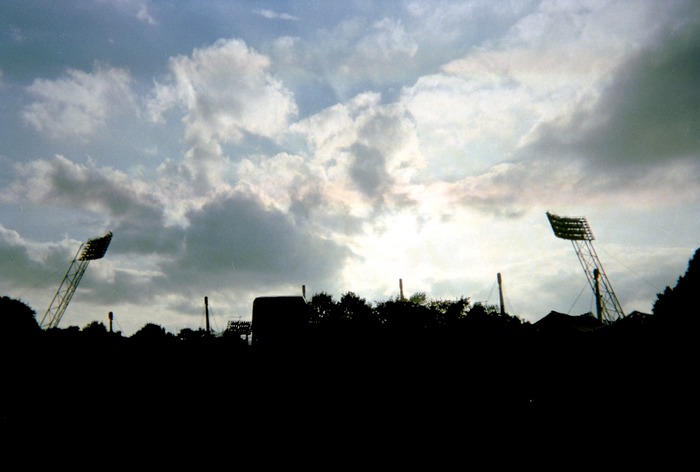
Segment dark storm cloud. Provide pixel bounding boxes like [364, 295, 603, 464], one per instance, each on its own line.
[161, 192, 352, 291]
[523, 14, 700, 168]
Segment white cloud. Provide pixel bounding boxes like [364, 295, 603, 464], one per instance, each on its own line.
[288, 92, 424, 218]
[6, 155, 193, 258]
[395, 2, 653, 184]
[149, 39, 297, 143]
[289, 16, 421, 101]
[254, 9, 299, 21]
[148, 39, 298, 191]
[394, 0, 700, 219]
[358, 18, 418, 61]
[14, 155, 162, 222]
[520, 19, 700, 170]
[99, 0, 157, 25]
[401, 73, 540, 180]
[22, 64, 134, 140]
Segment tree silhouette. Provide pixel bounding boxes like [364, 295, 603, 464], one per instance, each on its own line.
[653, 247, 700, 327]
[428, 296, 470, 327]
[338, 291, 372, 322]
[408, 291, 428, 305]
[308, 291, 337, 323]
[130, 322, 175, 344]
[82, 320, 108, 337]
[178, 327, 211, 342]
[0, 296, 40, 340]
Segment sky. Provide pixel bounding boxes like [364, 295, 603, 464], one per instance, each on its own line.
[1, 0, 698, 336]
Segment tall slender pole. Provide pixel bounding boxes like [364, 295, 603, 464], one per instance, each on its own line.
[497, 273, 506, 316]
[204, 296, 210, 334]
[399, 278, 404, 301]
[593, 269, 602, 322]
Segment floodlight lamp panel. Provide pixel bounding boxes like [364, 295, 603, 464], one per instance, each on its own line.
[546, 212, 595, 241]
[78, 231, 113, 261]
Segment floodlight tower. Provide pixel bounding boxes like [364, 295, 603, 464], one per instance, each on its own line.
[546, 212, 624, 322]
[40, 232, 113, 330]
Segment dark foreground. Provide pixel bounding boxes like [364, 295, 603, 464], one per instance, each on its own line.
[3, 319, 695, 464]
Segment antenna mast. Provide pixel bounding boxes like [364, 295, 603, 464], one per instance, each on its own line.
[41, 232, 113, 329]
[546, 212, 624, 322]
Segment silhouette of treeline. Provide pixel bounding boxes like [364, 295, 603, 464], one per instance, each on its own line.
[2, 248, 698, 443]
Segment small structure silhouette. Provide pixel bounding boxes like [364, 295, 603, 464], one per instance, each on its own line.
[251, 296, 309, 348]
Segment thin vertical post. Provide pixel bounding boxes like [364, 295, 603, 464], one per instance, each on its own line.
[594, 269, 602, 322]
[497, 273, 506, 316]
[204, 296, 210, 334]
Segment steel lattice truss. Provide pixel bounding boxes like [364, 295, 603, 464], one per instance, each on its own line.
[569, 238, 625, 322]
[40, 232, 112, 330]
[546, 213, 624, 322]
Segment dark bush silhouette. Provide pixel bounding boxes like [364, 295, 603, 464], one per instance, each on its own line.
[0, 296, 40, 340]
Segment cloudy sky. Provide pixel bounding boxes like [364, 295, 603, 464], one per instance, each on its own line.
[1, 0, 698, 335]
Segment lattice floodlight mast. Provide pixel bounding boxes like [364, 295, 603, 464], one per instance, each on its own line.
[40, 232, 112, 330]
[546, 212, 624, 322]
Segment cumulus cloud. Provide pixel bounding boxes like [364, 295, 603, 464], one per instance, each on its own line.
[398, 0, 700, 219]
[15, 156, 160, 221]
[283, 16, 420, 101]
[147, 38, 298, 193]
[398, 1, 672, 184]
[4, 151, 352, 314]
[357, 18, 418, 61]
[160, 191, 352, 293]
[521, 17, 700, 169]
[149, 39, 297, 149]
[0, 225, 63, 292]
[7, 155, 190, 259]
[290, 92, 423, 218]
[22, 64, 134, 140]
[235, 151, 366, 240]
[432, 153, 700, 220]
[402, 73, 542, 180]
[263, 2, 535, 113]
